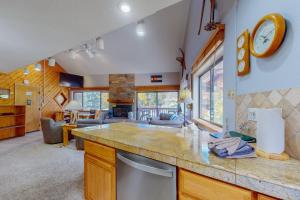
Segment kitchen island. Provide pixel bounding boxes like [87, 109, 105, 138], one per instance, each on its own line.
[72, 122, 300, 200]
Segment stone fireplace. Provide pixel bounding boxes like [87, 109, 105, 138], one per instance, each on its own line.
[112, 105, 132, 118]
[108, 74, 135, 118]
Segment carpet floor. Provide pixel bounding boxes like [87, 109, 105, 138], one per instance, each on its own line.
[0, 131, 84, 200]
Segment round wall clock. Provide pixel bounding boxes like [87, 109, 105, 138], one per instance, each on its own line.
[250, 13, 286, 58]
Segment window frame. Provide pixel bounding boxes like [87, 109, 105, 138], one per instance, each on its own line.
[136, 91, 179, 119]
[72, 90, 109, 110]
[198, 56, 223, 126]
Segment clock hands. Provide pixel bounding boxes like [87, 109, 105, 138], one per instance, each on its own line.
[260, 29, 275, 44]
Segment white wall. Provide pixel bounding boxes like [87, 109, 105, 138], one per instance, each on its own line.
[84, 72, 180, 87]
[135, 72, 180, 86]
[184, 0, 235, 130]
[84, 74, 109, 87]
[221, 0, 237, 131]
[184, 0, 300, 131]
[235, 0, 300, 95]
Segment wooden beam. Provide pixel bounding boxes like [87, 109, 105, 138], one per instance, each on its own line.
[69, 86, 109, 91]
[192, 24, 225, 74]
[135, 85, 180, 92]
[69, 85, 179, 92]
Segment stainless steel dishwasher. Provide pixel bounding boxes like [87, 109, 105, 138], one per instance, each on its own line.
[117, 151, 176, 200]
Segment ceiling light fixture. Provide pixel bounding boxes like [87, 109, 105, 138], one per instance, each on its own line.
[23, 68, 29, 75]
[96, 37, 104, 50]
[85, 48, 95, 58]
[119, 2, 131, 13]
[69, 49, 77, 59]
[34, 63, 41, 71]
[136, 20, 146, 37]
[48, 57, 56, 67]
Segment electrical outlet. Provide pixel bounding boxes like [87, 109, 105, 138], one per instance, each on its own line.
[248, 108, 257, 121]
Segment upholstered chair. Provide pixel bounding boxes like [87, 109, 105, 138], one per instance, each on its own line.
[40, 118, 65, 144]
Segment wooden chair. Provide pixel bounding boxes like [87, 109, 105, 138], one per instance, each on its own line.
[55, 111, 65, 121]
[70, 111, 79, 124]
[94, 110, 101, 119]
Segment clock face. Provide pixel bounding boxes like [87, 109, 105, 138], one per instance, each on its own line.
[253, 19, 276, 54]
[238, 36, 245, 48]
[238, 48, 245, 60]
[238, 61, 245, 73]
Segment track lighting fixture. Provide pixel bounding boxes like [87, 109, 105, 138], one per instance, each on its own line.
[69, 49, 77, 59]
[48, 57, 56, 67]
[136, 20, 146, 37]
[96, 37, 104, 50]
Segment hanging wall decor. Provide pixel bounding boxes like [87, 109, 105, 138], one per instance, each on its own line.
[150, 75, 162, 83]
[250, 13, 286, 58]
[237, 30, 250, 76]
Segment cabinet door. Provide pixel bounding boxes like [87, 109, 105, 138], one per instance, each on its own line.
[84, 154, 116, 200]
[179, 194, 197, 200]
[179, 169, 254, 200]
[258, 194, 278, 200]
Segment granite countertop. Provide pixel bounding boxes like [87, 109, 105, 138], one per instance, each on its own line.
[72, 122, 300, 200]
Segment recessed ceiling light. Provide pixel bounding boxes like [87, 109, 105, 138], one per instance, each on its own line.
[119, 2, 131, 13]
[136, 21, 146, 37]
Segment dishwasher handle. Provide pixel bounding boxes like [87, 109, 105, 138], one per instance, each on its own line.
[117, 153, 173, 178]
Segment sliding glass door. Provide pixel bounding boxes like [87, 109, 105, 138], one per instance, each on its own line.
[136, 91, 178, 120]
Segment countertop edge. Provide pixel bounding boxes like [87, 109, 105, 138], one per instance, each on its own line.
[72, 129, 299, 200]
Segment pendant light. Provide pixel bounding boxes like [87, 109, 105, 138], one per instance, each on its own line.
[96, 37, 104, 50]
[136, 20, 146, 37]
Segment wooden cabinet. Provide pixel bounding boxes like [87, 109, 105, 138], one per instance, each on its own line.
[83, 141, 279, 200]
[257, 194, 278, 200]
[0, 105, 26, 140]
[84, 141, 116, 200]
[179, 194, 198, 200]
[179, 169, 255, 200]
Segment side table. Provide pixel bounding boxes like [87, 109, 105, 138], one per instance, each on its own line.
[63, 124, 77, 146]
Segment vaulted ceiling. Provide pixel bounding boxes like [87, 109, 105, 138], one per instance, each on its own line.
[0, 0, 183, 73]
[54, 0, 190, 75]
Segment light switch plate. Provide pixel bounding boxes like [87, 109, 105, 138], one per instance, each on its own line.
[248, 108, 257, 121]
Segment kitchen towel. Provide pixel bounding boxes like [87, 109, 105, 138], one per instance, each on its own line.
[208, 137, 256, 158]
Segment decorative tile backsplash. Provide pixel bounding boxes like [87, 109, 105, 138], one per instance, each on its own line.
[236, 88, 300, 160]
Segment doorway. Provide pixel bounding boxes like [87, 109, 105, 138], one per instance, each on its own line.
[15, 84, 41, 133]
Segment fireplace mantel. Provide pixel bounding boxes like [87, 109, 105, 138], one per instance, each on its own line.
[107, 98, 134, 105]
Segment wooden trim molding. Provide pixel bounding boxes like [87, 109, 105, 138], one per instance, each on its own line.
[69, 85, 179, 93]
[69, 86, 109, 91]
[193, 118, 223, 132]
[192, 24, 225, 74]
[107, 98, 134, 104]
[135, 85, 180, 92]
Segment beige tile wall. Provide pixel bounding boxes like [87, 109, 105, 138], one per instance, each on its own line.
[236, 88, 300, 160]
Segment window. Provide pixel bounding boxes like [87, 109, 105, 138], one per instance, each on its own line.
[72, 91, 109, 110]
[136, 91, 178, 120]
[199, 57, 223, 125]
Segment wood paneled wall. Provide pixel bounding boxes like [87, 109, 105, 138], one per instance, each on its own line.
[0, 60, 68, 118]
